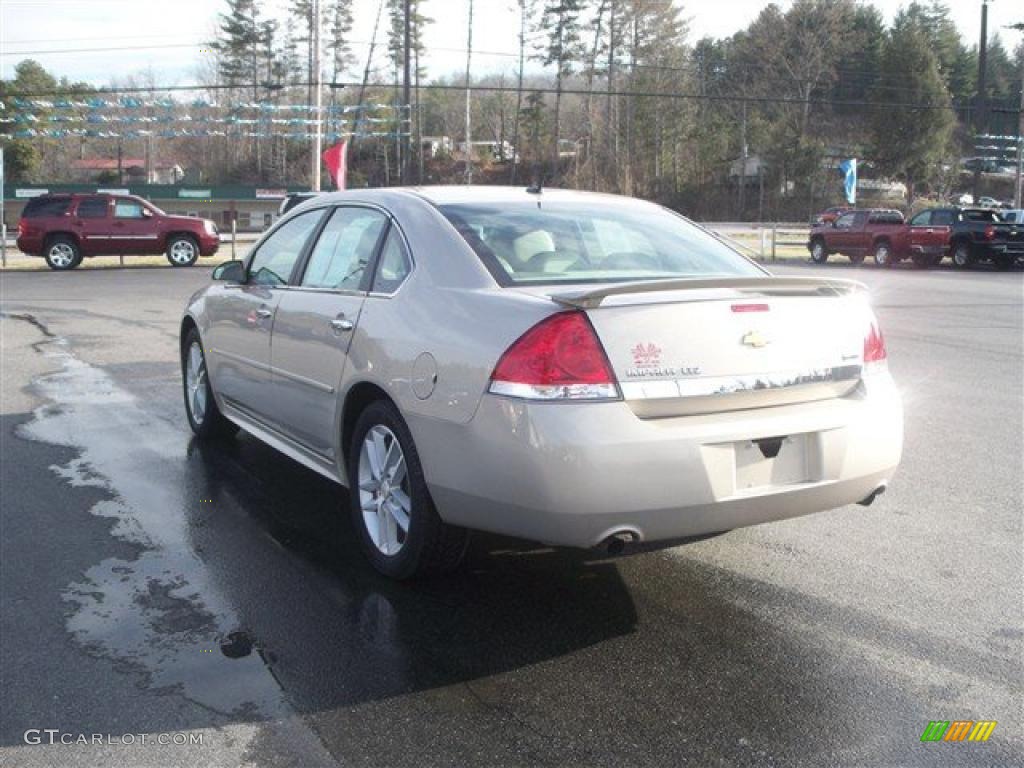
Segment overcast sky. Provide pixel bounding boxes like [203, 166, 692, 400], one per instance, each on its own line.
[0, 0, 1012, 87]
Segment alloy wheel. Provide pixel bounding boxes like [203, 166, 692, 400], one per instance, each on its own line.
[48, 243, 76, 268]
[170, 239, 197, 265]
[185, 342, 207, 425]
[358, 425, 411, 556]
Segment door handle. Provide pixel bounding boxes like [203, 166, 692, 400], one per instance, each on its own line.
[330, 317, 354, 332]
[255, 308, 273, 319]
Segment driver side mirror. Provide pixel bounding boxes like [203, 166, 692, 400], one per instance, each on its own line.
[212, 260, 245, 283]
[142, 208, 154, 218]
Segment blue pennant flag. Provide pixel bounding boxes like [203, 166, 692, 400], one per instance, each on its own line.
[839, 159, 857, 205]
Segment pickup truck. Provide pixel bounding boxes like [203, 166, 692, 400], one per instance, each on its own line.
[923, 207, 1024, 269]
[807, 209, 908, 266]
[17, 193, 220, 270]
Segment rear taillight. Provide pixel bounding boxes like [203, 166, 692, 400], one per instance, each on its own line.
[863, 322, 887, 372]
[984, 225, 996, 240]
[489, 311, 619, 400]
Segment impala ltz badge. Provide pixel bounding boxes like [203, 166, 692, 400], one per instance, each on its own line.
[626, 342, 701, 378]
[741, 330, 771, 348]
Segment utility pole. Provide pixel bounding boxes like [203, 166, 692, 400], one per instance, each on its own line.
[739, 100, 748, 220]
[402, 0, 412, 185]
[311, 0, 323, 191]
[972, 0, 990, 202]
[464, 0, 474, 185]
[1010, 22, 1024, 208]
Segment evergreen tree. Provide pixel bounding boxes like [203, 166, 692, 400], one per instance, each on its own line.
[870, 17, 955, 202]
[536, 0, 585, 175]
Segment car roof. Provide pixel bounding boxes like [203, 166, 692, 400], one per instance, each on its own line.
[310, 185, 659, 211]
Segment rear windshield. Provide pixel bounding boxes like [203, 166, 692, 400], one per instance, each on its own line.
[438, 201, 762, 285]
[960, 209, 999, 223]
[22, 197, 72, 218]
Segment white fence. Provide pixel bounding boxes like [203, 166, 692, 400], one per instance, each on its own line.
[702, 222, 811, 262]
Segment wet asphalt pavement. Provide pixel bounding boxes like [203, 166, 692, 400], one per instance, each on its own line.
[1, 260, 1021, 767]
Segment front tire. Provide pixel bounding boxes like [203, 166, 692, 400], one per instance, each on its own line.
[348, 400, 468, 579]
[809, 239, 828, 264]
[182, 327, 238, 439]
[167, 235, 199, 267]
[44, 236, 81, 271]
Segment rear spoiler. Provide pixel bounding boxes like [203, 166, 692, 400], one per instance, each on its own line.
[549, 276, 865, 309]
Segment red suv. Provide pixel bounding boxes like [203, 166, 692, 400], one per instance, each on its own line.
[17, 193, 220, 270]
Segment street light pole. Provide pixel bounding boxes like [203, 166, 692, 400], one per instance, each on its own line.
[402, 0, 412, 185]
[973, 0, 991, 202]
[311, 0, 323, 192]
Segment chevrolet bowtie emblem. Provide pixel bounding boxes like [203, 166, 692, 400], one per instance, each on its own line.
[741, 330, 770, 348]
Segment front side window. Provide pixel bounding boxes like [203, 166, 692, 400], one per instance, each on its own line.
[439, 202, 762, 285]
[931, 210, 954, 226]
[302, 207, 387, 291]
[114, 199, 145, 219]
[248, 209, 326, 286]
[834, 212, 856, 229]
[76, 197, 109, 219]
[909, 211, 932, 226]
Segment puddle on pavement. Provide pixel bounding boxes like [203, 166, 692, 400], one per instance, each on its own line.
[17, 336, 289, 719]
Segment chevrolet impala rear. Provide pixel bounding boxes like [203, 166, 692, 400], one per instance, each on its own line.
[424, 192, 903, 551]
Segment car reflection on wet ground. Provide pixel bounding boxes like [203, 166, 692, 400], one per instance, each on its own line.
[1, 265, 1022, 767]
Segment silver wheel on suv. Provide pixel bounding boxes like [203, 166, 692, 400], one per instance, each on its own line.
[952, 241, 973, 269]
[167, 236, 199, 267]
[44, 238, 81, 270]
[873, 241, 892, 267]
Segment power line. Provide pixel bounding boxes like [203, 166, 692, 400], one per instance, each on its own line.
[2, 79, 970, 113]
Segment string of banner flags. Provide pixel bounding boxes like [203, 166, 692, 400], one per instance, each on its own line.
[0, 99, 412, 141]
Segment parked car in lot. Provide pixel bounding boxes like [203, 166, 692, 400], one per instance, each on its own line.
[17, 193, 219, 270]
[181, 187, 903, 579]
[807, 208, 908, 266]
[938, 207, 1024, 269]
[811, 205, 854, 226]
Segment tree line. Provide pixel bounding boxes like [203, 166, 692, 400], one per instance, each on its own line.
[2, 0, 1022, 221]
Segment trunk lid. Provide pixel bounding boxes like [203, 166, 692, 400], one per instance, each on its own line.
[544, 277, 870, 417]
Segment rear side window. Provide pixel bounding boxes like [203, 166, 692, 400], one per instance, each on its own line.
[371, 228, 412, 293]
[76, 197, 109, 219]
[439, 201, 761, 286]
[22, 197, 71, 218]
[834, 212, 856, 228]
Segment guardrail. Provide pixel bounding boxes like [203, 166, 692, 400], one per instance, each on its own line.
[703, 222, 811, 262]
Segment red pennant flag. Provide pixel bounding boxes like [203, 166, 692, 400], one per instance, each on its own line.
[322, 141, 348, 190]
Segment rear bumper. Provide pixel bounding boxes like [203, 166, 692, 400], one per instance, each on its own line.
[417, 374, 903, 548]
[16, 235, 43, 256]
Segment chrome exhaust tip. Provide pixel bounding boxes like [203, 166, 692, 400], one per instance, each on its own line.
[601, 531, 639, 555]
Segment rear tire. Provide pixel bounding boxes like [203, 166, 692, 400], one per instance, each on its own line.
[347, 400, 468, 579]
[167, 235, 199, 267]
[952, 240, 974, 269]
[809, 239, 828, 264]
[182, 327, 238, 440]
[44, 236, 81, 271]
